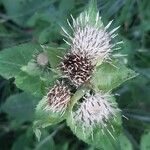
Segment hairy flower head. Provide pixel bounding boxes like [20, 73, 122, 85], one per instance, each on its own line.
[60, 53, 94, 86]
[72, 92, 120, 138]
[44, 81, 71, 115]
[29, 49, 51, 75]
[36, 52, 49, 67]
[62, 11, 122, 63]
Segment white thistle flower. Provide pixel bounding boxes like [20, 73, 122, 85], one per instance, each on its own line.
[44, 81, 71, 115]
[36, 52, 49, 67]
[73, 92, 121, 139]
[31, 50, 50, 72]
[62, 11, 122, 62]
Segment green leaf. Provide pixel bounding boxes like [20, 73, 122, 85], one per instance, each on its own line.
[21, 60, 58, 84]
[69, 87, 88, 110]
[2, 92, 38, 124]
[2, 0, 52, 26]
[91, 62, 138, 91]
[0, 43, 41, 79]
[34, 97, 65, 130]
[118, 133, 133, 150]
[67, 96, 123, 150]
[34, 129, 56, 150]
[12, 127, 56, 150]
[11, 128, 34, 150]
[15, 71, 45, 98]
[76, 0, 103, 28]
[140, 131, 150, 150]
[45, 46, 67, 69]
[21, 62, 43, 77]
[59, 0, 75, 14]
[55, 142, 69, 150]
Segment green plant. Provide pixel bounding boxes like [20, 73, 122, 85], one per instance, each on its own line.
[0, 1, 137, 149]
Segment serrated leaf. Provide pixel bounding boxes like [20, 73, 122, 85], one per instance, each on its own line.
[67, 96, 123, 150]
[140, 131, 150, 150]
[34, 97, 65, 130]
[91, 62, 137, 92]
[21, 62, 43, 76]
[0, 44, 60, 98]
[21, 60, 58, 84]
[2, 92, 38, 124]
[0, 43, 41, 79]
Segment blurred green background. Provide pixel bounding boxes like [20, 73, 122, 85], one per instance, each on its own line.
[0, 0, 149, 150]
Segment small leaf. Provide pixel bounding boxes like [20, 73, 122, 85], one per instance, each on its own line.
[34, 128, 42, 142]
[140, 131, 150, 150]
[69, 87, 88, 110]
[91, 62, 138, 91]
[2, 92, 38, 124]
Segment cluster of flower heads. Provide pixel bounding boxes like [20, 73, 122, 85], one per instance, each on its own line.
[42, 9, 122, 137]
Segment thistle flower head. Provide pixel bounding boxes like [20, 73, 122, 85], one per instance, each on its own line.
[73, 92, 120, 135]
[44, 81, 71, 115]
[62, 11, 121, 63]
[36, 52, 49, 67]
[31, 50, 51, 73]
[60, 52, 94, 86]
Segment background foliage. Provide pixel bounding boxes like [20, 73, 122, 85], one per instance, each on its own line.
[0, 0, 149, 150]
